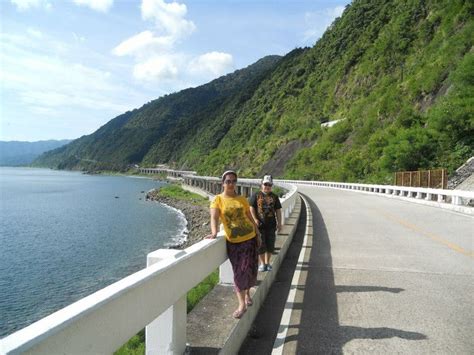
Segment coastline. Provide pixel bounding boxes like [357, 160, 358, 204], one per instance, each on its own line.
[146, 188, 210, 249]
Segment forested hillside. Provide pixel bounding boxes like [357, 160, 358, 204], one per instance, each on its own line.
[33, 56, 281, 172]
[34, 0, 473, 183]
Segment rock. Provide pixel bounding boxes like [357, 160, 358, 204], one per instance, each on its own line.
[448, 157, 474, 190]
[146, 188, 209, 249]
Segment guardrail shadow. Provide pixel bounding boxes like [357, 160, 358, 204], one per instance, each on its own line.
[239, 199, 308, 354]
[292, 196, 426, 354]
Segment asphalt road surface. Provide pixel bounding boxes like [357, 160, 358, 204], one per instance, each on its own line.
[240, 186, 473, 354]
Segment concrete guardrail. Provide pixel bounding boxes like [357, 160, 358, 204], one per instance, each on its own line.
[277, 179, 474, 215]
[0, 173, 299, 354]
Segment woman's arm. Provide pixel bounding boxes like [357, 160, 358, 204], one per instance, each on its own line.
[205, 208, 220, 239]
[246, 209, 262, 247]
[249, 206, 260, 226]
[276, 208, 282, 232]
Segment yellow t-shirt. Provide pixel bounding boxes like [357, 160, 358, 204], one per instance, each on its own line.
[210, 194, 256, 243]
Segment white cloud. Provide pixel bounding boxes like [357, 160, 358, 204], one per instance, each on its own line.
[113, 0, 203, 83]
[73, 0, 114, 13]
[188, 52, 234, 77]
[141, 0, 195, 41]
[0, 31, 146, 140]
[27, 28, 43, 38]
[11, 0, 51, 11]
[72, 32, 86, 43]
[113, 30, 173, 57]
[133, 55, 179, 81]
[303, 5, 345, 44]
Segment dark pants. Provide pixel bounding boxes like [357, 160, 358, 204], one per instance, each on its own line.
[258, 225, 276, 255]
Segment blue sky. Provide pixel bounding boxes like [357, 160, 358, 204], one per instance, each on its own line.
[1, 0, 350, 141]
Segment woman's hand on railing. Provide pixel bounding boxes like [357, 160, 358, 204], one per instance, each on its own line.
[204, 233, 217, 239]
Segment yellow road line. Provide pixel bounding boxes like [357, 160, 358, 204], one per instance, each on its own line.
[379, 210, 473, 258]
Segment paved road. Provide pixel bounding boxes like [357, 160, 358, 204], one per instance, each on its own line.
[241, 186, 473, 354]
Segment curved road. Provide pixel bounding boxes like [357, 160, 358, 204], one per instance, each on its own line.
[242, 186, 473, 354]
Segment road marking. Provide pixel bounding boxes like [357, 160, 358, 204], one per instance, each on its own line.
[379, 210, 474, 258]
[272, 195, 312, 354]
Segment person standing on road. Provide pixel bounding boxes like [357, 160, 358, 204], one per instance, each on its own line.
[249, 175, 282, 272]
[205, 170, 261, 319]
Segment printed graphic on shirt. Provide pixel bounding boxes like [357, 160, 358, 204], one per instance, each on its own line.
[250, 192, 282, 225]
[211, 195, 255, 241]
[223, 206, 254, 239]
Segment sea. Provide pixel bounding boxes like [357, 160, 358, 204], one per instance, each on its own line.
[0, 167, 187, 337]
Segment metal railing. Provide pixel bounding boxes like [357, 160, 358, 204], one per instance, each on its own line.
[394, 169, 447, 189]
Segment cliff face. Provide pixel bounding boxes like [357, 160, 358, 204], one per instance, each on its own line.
[35, 0, 473, 183]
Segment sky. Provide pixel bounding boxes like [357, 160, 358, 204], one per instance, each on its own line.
[0, 0, 350, 142]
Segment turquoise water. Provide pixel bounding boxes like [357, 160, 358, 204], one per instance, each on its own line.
[0, 168, 185, 337]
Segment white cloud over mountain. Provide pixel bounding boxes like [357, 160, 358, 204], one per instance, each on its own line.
[189, 52, 234, 78]
[113, 30, 173, 57]
[113, 0, 233, 84]
[303, 5, 346, 44]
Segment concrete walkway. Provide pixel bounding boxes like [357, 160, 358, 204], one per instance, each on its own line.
[242, 186, 473, 354]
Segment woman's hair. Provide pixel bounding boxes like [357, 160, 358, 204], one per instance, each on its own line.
[221, 170, 237, 182]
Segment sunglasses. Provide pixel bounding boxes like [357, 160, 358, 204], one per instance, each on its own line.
[263, 183, 273, 187]
[224, 179, 237, 184]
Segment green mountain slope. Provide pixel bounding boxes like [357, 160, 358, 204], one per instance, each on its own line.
[34, 55, 282, 171]
[35, 0, 473, 183]
[197, 0, 473, 182]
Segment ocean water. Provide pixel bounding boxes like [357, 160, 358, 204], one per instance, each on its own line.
[0, 167, 186, 337]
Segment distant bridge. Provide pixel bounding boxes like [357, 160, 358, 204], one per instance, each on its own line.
[1, 169, 472, 354]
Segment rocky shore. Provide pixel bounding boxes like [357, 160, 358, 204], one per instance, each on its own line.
[146, 189, 210, 249]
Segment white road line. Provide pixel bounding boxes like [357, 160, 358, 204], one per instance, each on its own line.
[272, 195, 312, 354]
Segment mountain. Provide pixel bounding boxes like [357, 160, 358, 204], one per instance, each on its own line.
[33, 55, 282, 172]
[0, 140, 72, 166]
[34, 0, 473, 183]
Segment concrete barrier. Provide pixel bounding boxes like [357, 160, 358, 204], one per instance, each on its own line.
[0, 174, 299, 355]
[277, 179, 474, 215]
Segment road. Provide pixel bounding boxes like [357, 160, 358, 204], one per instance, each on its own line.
[240, 186, 473, 354]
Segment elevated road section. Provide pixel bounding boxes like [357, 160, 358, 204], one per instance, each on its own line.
[242, 185, 473, 354]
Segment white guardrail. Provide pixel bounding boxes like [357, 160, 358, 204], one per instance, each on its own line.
[2, 170, 470, 354]
[0, 176, 299, 355]
[276, 179, 474, 215]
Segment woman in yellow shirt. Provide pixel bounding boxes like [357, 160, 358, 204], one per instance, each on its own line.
[205, 170, 261, 319]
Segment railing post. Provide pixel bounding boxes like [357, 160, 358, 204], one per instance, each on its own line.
[452, 195, 462, 205]
[146, 250, 187, 355]
[220, 259, 234, 285]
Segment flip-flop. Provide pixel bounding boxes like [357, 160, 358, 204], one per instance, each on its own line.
[232, 308, 246, 319]
[246, 298, 253, 307]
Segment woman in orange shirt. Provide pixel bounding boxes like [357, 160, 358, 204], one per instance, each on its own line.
[205, 170, 261, 319]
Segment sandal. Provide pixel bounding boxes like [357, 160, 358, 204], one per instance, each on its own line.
[232, 308, 246, 319]
[245, 297, 253, 307]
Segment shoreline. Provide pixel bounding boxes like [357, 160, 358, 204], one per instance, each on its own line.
[146, 188, 210, 249]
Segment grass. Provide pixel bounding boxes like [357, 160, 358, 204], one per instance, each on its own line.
[156, 184, 209, 206]
[272, 185, 286, 198]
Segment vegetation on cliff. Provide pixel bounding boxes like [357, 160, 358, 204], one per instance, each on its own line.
[34, 0, 473, 183]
